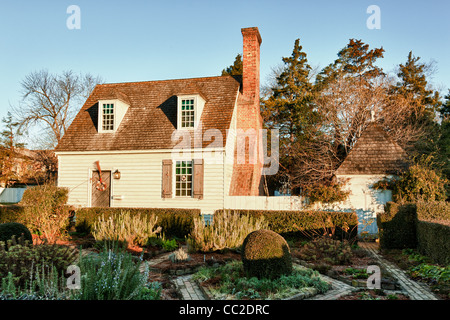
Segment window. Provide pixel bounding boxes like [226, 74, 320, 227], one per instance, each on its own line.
[180, 99, 195, 128]
[175, 160, 193, 197]
[102, 103, 114, 131]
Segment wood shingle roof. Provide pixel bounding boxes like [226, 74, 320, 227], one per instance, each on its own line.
[335, 123, 409, 175]
[55, 75, 241, 152]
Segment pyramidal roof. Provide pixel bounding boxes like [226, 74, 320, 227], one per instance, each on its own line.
[335, 122, 409, 175]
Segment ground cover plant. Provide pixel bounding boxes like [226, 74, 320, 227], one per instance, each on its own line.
[192, 260, 330, 300]
[383, 248, 450, 299]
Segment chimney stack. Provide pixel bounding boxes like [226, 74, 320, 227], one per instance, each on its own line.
[241, 27, 262, 102]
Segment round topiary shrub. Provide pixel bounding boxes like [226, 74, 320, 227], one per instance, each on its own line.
[241, 229, 292, 279]
[0, 222, 33, 244]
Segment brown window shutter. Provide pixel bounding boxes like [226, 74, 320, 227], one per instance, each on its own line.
[193, 159, 204, 199]
[162, 159, 172, 198]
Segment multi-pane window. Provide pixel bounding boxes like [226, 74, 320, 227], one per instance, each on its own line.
[102, 103, 114, 131]
[175, 160, 193, 197]
[181, 99, 195, 128]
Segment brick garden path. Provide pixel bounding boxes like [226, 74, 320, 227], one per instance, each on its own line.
[358, 242, 438, 300]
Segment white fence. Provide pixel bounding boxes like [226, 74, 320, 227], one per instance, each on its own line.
[224, 196, 306, 211]
[0, 187, 27, 204]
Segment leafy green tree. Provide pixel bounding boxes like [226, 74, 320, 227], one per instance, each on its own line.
[221, 54, 243, 76]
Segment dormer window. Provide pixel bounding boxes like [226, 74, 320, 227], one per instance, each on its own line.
[102, 103, 115, 131]
[177, 94, 205, 130]
[181, 99, 195, 128]
[98, 98, 129, 133]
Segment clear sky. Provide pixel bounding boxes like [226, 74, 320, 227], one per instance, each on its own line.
[0, 0, 449, 127]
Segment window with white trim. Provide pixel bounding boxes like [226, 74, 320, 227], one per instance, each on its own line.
[175, 160, 193, 197]
[102, 103, 115, 131]
[180, 99, 195, 128]
[177, 94, 205, 130]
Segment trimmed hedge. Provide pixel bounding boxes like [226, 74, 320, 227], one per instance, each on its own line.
[378, 201, 450, 265]
[241, 229, 293, 279]
[215, 209, 358, 241]
[417, 221, 450, 265]
[74, 207, 201, 239]
[377, 202, 417, 250]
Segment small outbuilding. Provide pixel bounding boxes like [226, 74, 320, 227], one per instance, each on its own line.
[334, 122, 409, 236]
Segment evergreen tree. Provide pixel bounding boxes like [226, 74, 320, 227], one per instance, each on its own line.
[221, 54, 243, 76]
[315, 39, 384, 90]
[392, 51, 441, 118]
[261, 39, 320, 193]
[440, 89, 450, 120]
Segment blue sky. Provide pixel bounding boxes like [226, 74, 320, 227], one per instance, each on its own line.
[0, 0, 449, 128]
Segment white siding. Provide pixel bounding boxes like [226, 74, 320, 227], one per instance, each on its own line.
[57, 150, 225, 214]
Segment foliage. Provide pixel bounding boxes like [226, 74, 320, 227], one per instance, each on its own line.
[377, 202, 417, 249]
[343, 267, 369, 279]
[73, 246, 159, 300]
[74, 207, 199, 239]
[19, 184, 71, 243]
[416, 200, 450, 222]
[392, 157, 448, 202]
[214, 209, 358, 241]
[0, 112, 26, 186]
[241, 229, 293, 279]
[302, 180, 350, 204]
[168, 247, 191, 263]
[416, 220, 450, 265]
[193, 261, 330, 300]
[221, 54, 243, 76]
[409, 264, 450, 284]
[297, 236, 353, 265]
[0, 222, 32, 244]
[0, 241, 77, 289]
[187, 210, 268, 253]
[92, 211, 161, 248]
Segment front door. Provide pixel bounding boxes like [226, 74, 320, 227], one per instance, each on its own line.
[91, 170, 111, 207]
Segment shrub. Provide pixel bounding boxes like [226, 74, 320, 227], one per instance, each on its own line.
[19, 185, 71, 243]
[0, 205, 25, 224]
[0, 242, 78, 289]
[416, 221, 450, 265]
[92, 211, 161, 248]
[241, 229, 292, 280]
[302, 181, 350, 205]
[377, 202, 417, 250]
[297, 236, 353, 265]
[187, 210, 268, 253]
[217, 209, 358, 241]
[73, 246, 157, 300]
[74, 207, 199, 239]
[392, 158, 448, 202]
[0, 222, 32, 244]
[416, 200, 450, 223]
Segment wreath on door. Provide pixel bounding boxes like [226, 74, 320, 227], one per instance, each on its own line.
[95, 161, 107, 191]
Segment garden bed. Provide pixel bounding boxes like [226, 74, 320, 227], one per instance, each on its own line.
[338, 289, 410, 300]
[149, 250, 241, 275]
[192, 261, 331, 300]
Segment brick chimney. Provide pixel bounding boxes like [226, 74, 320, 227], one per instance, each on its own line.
[241, 27, 262, 102]
[229, 27, 264, 197]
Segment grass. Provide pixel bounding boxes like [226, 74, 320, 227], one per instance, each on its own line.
[192, 260, 331, 300]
